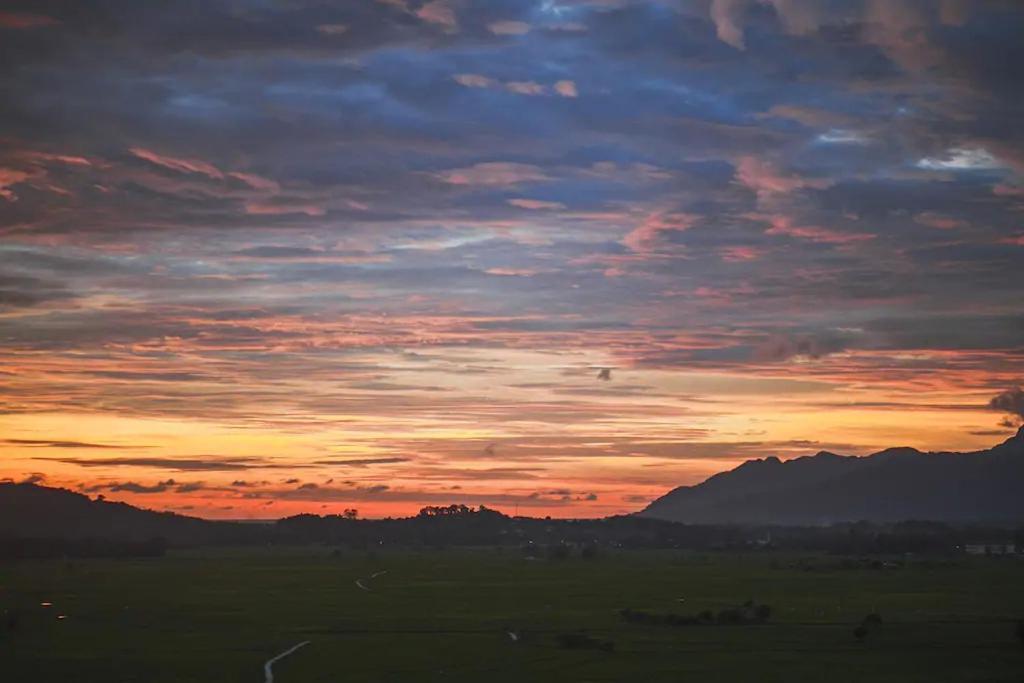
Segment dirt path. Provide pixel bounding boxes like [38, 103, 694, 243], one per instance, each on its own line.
[355, 569, 388, 592]
[263, 641, 310, 683]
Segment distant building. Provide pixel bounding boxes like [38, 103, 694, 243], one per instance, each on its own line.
[964, 543, 1017, 556]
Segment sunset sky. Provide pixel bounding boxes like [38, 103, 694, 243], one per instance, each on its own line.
[1, 0, 1023, 519]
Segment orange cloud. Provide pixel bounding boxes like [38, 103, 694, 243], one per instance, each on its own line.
[0, 12, 58, 29]
[554, 80, 578, 98]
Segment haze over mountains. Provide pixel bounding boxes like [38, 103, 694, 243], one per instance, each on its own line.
[641, 428, 1024, 525]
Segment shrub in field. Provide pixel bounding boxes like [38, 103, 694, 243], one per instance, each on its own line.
[855, 613, 883, 642]
[716, 608, 743, 625]
[619, 602, 773, 627]
[546, 543, 571, 561]
[3, 608, 21, 632]
[556, 632, 614, 652]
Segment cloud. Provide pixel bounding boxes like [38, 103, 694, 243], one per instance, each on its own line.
[489, 20, 530, 35]
[734, 157, 832, 199]
[917, 148, 1003, 171]
[453, 73, 495, 88]
[435, 162, 549, 186]
[0, 12, 58, 29]
[914, 212, 967, 230]
[316, 24, 349, 36]
[761, 215, 875, 244]
[988, 387, 1024, 419]
[753, 333, 853, 362]
[553, 80, 578, 98]
[314, 457, 411, 467]
[505, 81, 547, 96]
[622, 212, 698, 252]
[710, 0, 748, 50]
[129, 148, 224, 179]
[3, 439, 136, 449]
[88, 479, 205, 495]
[453, 74, 572, 98]
[104, 480, 172, 494]
[39, 456, 285, 471]
[244, 201, 326, 217]
[0, 167, 34, 201]
[416, 1, 457, 30]
[507, 198, 565, 210]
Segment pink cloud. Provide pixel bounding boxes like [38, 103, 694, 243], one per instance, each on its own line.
[505, 81, 547, 96]
[993, 183, 1024, 197]
[489, 20, 530, 35]
[436, 162, 549, 186]
[228, 172, 280, 193]
[763, 215, 875, 244]
[25, 152, 93, 167]
[453, 73, 495, 89]
[734, 156, 832, 198]
[0, 167, 33, 201]
[709, 0, 748, 49]
[130, 148, 224, 179]
[622, 212, 699, 252]
[914, 212, 967, 230]
[507, 198, 565, 210]
[720, 246, 763, 262]
[485, 268, 538, 277]
[416, 0, 457, 30]
[554, 80, 578, 98]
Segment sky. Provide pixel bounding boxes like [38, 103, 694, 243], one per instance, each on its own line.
[1, 0, 1023, 519]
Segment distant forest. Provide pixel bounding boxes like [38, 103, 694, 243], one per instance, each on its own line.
[2, 486, 1023, 560]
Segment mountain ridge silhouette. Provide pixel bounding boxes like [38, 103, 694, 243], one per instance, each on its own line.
[640, 427, 1024, 524]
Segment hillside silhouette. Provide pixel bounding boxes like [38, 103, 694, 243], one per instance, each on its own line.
[642, 427, 1024, 524]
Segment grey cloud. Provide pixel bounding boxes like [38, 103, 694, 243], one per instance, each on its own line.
[37, 456, 291, 471]
[988, 387, 1024, 419]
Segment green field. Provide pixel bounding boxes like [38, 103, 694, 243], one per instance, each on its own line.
[2, 549, 1023, 682]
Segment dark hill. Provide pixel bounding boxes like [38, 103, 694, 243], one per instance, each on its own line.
[0, 482, 227, 544]
[640, 427, 1024, 525]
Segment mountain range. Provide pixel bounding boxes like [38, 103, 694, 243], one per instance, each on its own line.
[2, 428, 1022, 544]
[640, 427, 1024, 525]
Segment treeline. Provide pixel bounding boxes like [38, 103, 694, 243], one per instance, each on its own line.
[3, 484, 1024, 556]
[272, 507, 1024, 556]
[0, 536, 167, 560]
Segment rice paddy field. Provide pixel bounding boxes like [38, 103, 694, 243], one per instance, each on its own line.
[2, 548, 1023, 682]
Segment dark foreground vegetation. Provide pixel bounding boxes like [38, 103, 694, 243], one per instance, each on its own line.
[3, 486, 1024, 681]
[2, 548, 1023, 683]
